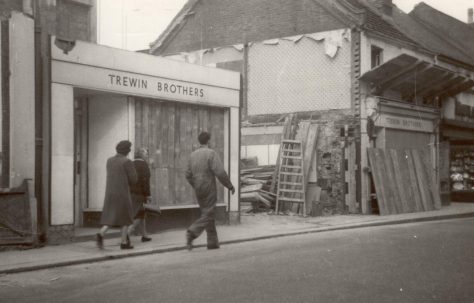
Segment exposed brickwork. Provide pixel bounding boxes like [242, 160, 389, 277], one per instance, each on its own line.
[351, 29, 361, 139]
[245, 109, 358, 214]
[314, 109, 357, 214]
[159, 0, 345, 55]
[56, 0, 91, 41]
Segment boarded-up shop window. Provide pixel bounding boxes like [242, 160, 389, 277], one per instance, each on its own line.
[135, 98, 226, 207]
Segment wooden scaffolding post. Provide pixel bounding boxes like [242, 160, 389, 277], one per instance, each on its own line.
[275, 140, 306, 215]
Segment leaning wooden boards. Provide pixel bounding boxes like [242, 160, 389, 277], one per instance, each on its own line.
[367, 148, 441, 215]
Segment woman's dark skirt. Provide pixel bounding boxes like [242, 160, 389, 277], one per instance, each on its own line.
[131, 193, 146, 219]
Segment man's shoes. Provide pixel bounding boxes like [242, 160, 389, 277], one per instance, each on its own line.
[96, 233, 104, 250]
[207, 244, 220, 250]
[120, 243, 134, 249]
[186, 231, 194, 251]
[141, 236, 152, 242]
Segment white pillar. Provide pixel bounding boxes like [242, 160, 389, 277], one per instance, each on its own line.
[9, 12, 35, 188]
[228, 107, 240, 222]
[51, 83, 74, 225]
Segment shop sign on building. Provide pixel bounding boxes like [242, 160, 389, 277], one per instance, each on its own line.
[375, 114, 434, 133]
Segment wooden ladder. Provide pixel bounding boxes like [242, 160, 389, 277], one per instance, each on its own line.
[275, 140, 306, 215]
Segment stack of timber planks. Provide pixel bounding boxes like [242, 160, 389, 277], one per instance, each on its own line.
[367, 148, 442, 215]
[241, 165, 276, 212]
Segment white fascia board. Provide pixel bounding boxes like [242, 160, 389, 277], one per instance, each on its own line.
[51, 37, 241, 91]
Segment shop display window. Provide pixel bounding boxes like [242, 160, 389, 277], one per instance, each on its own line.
[450, 146, 474, 192]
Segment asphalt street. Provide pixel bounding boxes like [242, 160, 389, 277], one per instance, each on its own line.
[1, 218, 473, 303]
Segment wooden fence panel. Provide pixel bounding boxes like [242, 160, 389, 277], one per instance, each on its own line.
[368, 148, 439, 215]
[390, 149, 410, 213]
[403, 149, 424, 212]
[411, 149, 434, 211]
[367, 149, 390, 215]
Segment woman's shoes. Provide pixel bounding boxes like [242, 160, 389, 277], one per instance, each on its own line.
[141, 236, 152, 242]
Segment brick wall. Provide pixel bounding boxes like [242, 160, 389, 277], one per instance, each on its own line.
[56, 0, 92, 41]
[159, 0, 345, 54]
[315, 109, 356, 214]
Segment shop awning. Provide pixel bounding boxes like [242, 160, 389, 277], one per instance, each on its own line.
[359, 54, 474, 102]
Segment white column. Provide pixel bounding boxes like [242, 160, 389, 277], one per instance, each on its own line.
[9, 12, 35, 188]
[51, 83, 74, 225]
[229, 107, 240, 214]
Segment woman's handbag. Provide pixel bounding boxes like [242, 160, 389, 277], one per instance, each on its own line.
[143, 201, 161, 216]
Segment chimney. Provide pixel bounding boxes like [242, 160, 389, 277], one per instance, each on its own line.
[373, 0, 393, 17]
[468, 8, 473, 24]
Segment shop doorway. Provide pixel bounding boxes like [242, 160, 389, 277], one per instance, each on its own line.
[74, 97, 87, 227]
[74, 91, 132, 226]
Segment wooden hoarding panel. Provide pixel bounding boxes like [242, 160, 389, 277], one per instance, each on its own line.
[135, 99, 225, 207]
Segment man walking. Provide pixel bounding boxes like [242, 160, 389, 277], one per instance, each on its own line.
[185, 132, 235, 250]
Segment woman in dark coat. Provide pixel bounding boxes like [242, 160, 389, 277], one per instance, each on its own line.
[96, 140, 138, 250]
[128, 147, 153, 242]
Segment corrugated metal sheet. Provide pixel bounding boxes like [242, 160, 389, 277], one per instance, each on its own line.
[247, 33, 352, 115]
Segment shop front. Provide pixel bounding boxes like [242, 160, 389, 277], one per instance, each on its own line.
[49, 37, 240, 237]
[364, 96, 440, 213]
[440, 94, 474, 202]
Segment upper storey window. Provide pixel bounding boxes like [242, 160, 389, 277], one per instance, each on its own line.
[371, 45, 383, 68]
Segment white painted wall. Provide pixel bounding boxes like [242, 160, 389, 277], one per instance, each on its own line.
[241, 145, 280, 166]
[9, 12, 35, 188]
[87, 94, 131, 210]
[51, 84, 74, 225]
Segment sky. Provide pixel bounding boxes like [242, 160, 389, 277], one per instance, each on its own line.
[98, 0, 474, 51]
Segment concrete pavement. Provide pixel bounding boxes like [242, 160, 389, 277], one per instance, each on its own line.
[1, 202, 473, 275]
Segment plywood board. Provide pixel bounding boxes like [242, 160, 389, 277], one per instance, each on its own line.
[404, 149, 424, 212]
[419, 149, 442, 210]
[389, 149, 411, 213]
[136, 99, 225, 207]
[367, 148, 390, 215]
[411, 149, 434, 211]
